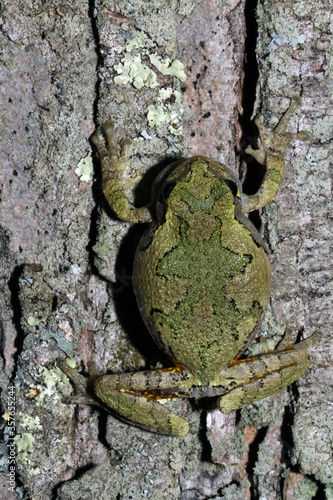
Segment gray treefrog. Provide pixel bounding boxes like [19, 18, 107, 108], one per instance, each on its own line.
[58, 95, 320, 437]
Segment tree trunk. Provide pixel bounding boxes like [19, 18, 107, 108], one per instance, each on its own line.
[1, 1, 331, 499]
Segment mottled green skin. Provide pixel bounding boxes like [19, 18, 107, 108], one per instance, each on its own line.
[58, 96, 319, 437]
[133, 157, 271, 385]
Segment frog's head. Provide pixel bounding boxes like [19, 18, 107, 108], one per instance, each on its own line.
[154, 156, 242, 224]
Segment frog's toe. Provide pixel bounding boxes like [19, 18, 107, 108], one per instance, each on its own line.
[295, 130, 312, 142]
[254, 113, 264, 127]
[290, 93, 302, 107]
[91, 128, 105, 148]
[102, 120, 115, 136]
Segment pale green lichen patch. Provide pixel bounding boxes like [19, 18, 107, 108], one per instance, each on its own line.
[39, 365, 68, 393]
[18, 412, 43, 431]
[147, 104, 169, 127]
[147, 88, 184, 135]
[113, 31, 187, 136]
[13, 432, 35, 464]
[125, 31, 148, 52]
[149, 54, 186, 82]
[27, 312, 45, 326]
[177, 0, 198, 17]
[75, 151, 94, 182]
[29, 365, 69, 408]
[114, 52, 158, 89]
[113, 31, 186, 89]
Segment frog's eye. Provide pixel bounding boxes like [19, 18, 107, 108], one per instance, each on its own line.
[224, 179, 238, 197]
[162, 181, 177, 201]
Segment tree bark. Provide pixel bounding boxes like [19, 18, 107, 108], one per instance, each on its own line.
[0, 1, 331, 499]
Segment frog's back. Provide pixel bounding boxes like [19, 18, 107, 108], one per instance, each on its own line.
[134, 157, 271, 383]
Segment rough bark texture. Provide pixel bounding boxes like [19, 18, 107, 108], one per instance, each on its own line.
[0, 0, 331, 499]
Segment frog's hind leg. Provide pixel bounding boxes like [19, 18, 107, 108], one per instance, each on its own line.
[57, 359, 190, 436]
[217, 330, 321, 413]
[94, 367, 190, 436]
[95, 383, 190, 437]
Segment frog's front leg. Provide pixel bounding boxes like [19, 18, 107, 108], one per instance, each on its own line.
[91, 121, 152, 223]
[58, 359, 191, 437]
[244, 94, 311, 213]
[216, 330, 321, 413]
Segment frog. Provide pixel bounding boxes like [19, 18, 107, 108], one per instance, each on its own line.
[58, 94, 320, 437]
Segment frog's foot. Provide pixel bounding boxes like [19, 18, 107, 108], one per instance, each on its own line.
[246, 95, 311, 160]
[216, 330, 321, 413]
[92, 121, 121, 169]
[57, 359, 190, 437]
[244, 95, 311, 213]
[94, 367, 191, 437]
[260, 326, 295, 354]
[57, 358, 101, 406]
[92, 121, 152, 223]
[122, 168, 143, 190]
